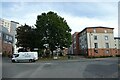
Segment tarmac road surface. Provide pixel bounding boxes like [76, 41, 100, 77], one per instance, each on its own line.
[2, 57, 119, 78]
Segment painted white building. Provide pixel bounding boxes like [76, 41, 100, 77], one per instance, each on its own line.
[79, 26, 116, 57]
[114, 37, 120, 55]
[0, 18, 11, 32]
[10, 21, 21, 53]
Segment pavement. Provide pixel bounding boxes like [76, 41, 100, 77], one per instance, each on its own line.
[2, 56, 119, 78]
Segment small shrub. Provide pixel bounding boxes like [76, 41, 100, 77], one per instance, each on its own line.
[2, 51, 8, 57]
[116, 55, 120, 57]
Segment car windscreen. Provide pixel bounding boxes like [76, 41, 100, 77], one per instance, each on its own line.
[13, 54, 19, 57]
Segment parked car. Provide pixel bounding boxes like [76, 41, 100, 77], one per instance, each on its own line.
[11, 52, 38, 63]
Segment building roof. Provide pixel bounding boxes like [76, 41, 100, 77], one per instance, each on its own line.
[72, 32, 80, 36]
[78, 26, 114, 34]
[11, 21, 19, 24]
[86, 26, 114, 29]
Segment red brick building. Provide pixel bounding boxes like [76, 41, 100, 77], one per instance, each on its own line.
[0, 18, 20, 56]
[0, 18, 14, 56]
[1, 31, 13, 56]
[114, 37, 120, 55]
[72, 32, 80, 55]
[0, 36, 2, 54]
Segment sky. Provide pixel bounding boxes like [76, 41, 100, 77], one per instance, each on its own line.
[1, 0, 119, 37]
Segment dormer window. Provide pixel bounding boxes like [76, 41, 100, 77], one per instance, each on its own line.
[104, 30, 107, 33]
[93, 29, 96, 33]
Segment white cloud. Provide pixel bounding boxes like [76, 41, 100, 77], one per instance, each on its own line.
[1, 0, 120, 2]
[9, 2, 26, 12]
[59, 13, 118, 36]
[7, 11, 118, 37]
[3, 2, 118, 37]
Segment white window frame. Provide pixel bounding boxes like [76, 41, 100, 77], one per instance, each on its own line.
[105, 43, 109, 48]
[94, 35, 97, 40]
[9, 36, 12, 41]
[93, 29, 96, 33]
[104, 30, 107, 33]
[94, 50, 98, 53]
[6, 35, 9, 40]
[105, 50, 109, 54]
[94, 43, 98, 48]
[105, 36, 108, 40]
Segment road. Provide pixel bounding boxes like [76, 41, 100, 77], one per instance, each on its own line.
[0, 54, 2, 79]
[2, 57, 119, 78]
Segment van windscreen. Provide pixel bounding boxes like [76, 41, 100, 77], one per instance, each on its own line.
[13, 54, 19, 57]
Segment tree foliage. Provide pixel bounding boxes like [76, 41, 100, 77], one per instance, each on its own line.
[35, 11, 72, 51]
[16, 24, 36, 49]
[16, 11, 72, 52]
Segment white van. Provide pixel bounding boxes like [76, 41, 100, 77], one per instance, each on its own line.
[12, 52, 38, 62]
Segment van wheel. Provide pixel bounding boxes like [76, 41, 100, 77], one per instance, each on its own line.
[29, 59, 32, 62]
[33, 60, 35, 62]
[12, 60, 15, 63]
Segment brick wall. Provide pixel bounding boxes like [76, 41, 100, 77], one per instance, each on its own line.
[88, 48, 116, 57]
[2, 42, 13, 56]
[72, 32, 80, 55]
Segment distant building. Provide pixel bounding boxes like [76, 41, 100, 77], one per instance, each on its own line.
[63, 48, 68, 56]
[78, 26, 116, 57]
[0, 18, 11, 32]
[68, 44, 73, 55]
[10, 21, 21, 53]
[0, 26, 13, 56]
[0, 18, 20, 56]
[114, 37, 120, 55]
[72, 32, 80, 55]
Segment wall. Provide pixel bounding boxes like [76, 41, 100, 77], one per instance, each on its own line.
[86, 28, 116, 57]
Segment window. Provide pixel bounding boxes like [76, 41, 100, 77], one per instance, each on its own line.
[74, 47, 76, 49]
[105, 36, 108, 40]
[94, 50, 98, 53]
[104, 30, 107, 33]
[94, 43, 98, 48]
[4, 41, 7, 43]
[105, 50, 109, 54]
[74, 35, 76, 39]
[114, 39, 116, 42]
[0, 32, 1, 37]
[105, 43, 109, 48]
[9, 36, 12, 41]
[94, 36, 97, 40]
[93, 29, 96, 33]
[74, 43, 76, 49]
[6, 35, 9, 40]
[8, 42, 12, 44]
[74, 40, 76, 44]
[13, 54, 19, 57]
[5, 22, 7, 25]
[85, 37, 87, 41]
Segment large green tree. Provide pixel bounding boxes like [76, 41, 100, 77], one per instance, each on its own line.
[35, 11, 72, 51]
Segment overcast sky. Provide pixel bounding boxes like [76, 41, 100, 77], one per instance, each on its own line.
[1, 0, 119, 37]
